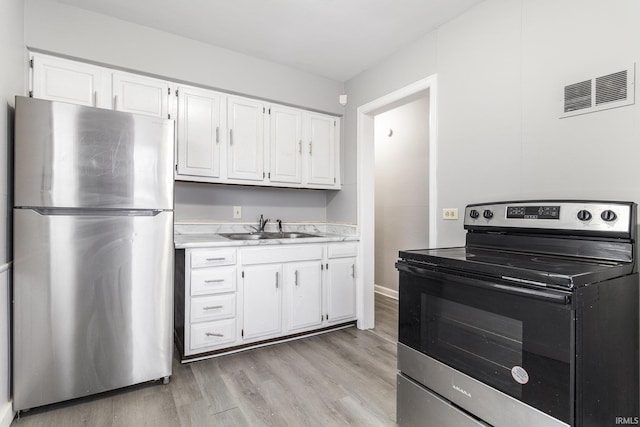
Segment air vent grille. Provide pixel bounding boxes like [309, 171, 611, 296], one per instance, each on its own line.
[561, 64, 635, 118]
[596, 70, 627, 105]
[564, 80, 592, 113]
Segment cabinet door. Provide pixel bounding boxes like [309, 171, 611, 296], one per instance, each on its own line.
[177, 86, 223, 178]
[326, 257, 357, 323]
[31, 53, 109, 108]
[112, 71, 170, 118]
[285, 261, 323, 331]
[269, 105, 302, 184]
[227, 96, 265, 181]
[242, 264, 282, 340]
[304, 112, 337, 186]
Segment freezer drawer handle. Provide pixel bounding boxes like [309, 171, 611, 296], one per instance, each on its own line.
[28, 208, 164, 216]
[203, 305, 223, 310]
[205, 332, 223, 337]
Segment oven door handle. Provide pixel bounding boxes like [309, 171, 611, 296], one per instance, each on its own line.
[396, 262, 571, 305]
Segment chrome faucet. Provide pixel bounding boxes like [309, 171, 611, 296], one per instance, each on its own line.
[258, 214, 269, 232]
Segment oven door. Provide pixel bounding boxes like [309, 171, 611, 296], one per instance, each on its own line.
[397, 261, 574, 426]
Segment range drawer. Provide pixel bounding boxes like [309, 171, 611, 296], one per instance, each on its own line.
[190, 293, 236, 323]
[191, 266, 236, 296]
[191, 248, 236, 268]
[190, 318, 236, 350]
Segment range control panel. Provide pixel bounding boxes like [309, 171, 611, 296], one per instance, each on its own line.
[464, 201, 634, 234]
[506, 205, 560, 219]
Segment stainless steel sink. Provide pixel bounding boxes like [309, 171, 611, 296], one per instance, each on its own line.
[219, 231, 319, 240]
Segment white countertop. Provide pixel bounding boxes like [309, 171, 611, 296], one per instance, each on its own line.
[174, 222, 359, 249]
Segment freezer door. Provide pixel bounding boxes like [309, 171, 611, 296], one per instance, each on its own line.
[14, 96, 174, 210]
[13, 209, 173, 411]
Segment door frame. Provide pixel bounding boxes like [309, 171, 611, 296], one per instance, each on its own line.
[356, 75, 438, 329]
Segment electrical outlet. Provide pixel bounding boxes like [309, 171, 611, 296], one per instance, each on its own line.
[233, 206, 242, 219]
[443, 208, 459, 220]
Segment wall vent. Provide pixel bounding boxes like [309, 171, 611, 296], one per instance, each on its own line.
[561, 64, 635, 118]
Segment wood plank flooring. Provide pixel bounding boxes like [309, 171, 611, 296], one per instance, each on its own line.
[12, 294, 399, 427]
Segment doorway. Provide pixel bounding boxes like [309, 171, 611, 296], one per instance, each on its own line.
[356, 75, 438, 330]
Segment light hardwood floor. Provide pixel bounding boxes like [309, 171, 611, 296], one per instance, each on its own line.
[12, 294, 399, 427]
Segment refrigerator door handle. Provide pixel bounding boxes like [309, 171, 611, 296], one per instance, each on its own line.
[29, 208, 166, 217]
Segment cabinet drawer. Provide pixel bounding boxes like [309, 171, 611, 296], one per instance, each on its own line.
[327, 242, 358, 259]
[190, 294, 236, 323]
[191, 248, 236, 268]
[190, 318, 236, 350]
[191, 266, 236, 295]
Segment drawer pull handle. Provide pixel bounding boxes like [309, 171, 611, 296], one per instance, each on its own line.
[206, 257, 226, 261]
[204, 279, 225, 283]
[295, 270, 299, 286]
[275, 271, 279, 289]
[203, 305, 223, 310]
[205, 332, 223, 337]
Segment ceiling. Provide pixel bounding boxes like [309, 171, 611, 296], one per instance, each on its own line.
[55, 0, 484, 82]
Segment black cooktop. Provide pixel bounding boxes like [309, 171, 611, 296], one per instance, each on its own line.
[398, 246, 634, 289]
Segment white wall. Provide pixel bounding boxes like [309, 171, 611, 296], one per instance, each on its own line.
[0, 0, 24, 423]
[175, 182, 328, 223]
[343, 0, 640, 247]
[24, 0, 345, 223]
[374, 96, 429, 293]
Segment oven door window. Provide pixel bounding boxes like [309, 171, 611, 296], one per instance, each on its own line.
[398, 267, 574, 424]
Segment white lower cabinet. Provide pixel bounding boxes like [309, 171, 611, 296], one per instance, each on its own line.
[242, 264, 283, 341]
[326, 242, 358, 324]
[176, 242, 357, 361]
[285, 260, 324, 331]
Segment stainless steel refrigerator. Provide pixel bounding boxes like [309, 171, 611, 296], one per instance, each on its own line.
[12, 96, 174, 411]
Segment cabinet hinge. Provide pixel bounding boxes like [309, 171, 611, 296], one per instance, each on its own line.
[326, 263, 329, 270]
[29, 58, 33, 68]
[321, 264, 324, 271]
[268, 172, 271, 179]
[168, 87, 171, 95]
[175, 89, 179, 97]
[28, 90, 33, 98]
[175, 164, 178, 172]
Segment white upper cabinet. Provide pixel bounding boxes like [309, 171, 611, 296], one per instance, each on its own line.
[227, 96, 265, 182]
[30, 53, 172, 119]
[29, 53, 342, 190]
[112, 71, 171, 118]
[176, 85, 224, 178]
[304, 112, 339, 187]
[269, 105, 303, 185]
[31, 53, 109, 108]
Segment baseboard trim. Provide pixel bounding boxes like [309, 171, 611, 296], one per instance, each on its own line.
[0, 401, 14, 427]
[374, 285, 398, 300]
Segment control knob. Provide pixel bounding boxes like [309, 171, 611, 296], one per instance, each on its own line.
[577, 210, 592, 221]
[601, 210, 617, 222]
[469, 209, 480, 219]
[483, 209, 494, 219]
